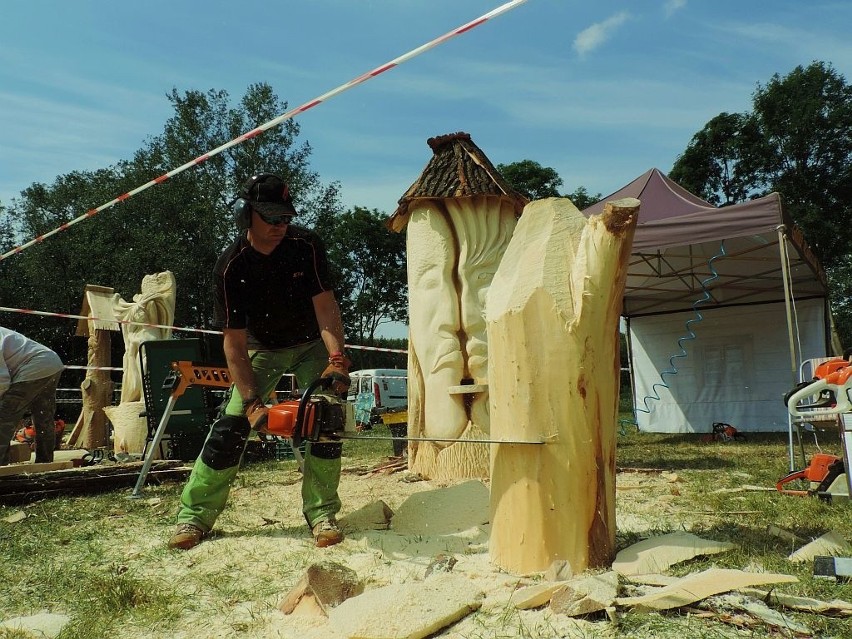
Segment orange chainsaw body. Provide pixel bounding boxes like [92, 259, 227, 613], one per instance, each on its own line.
[776, 453, 844, 497]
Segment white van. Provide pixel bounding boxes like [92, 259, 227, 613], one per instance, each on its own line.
[347, 369, 408, 427]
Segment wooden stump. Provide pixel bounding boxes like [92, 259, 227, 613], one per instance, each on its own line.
[486, 197, 638, 574]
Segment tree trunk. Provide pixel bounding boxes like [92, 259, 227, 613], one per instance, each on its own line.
[486, 197, 639, 575]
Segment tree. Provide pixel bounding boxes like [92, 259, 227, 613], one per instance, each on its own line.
[669, 112, 766, 205]
[1, 83, 341, 361]
[565, 185, 603, 210]
[318, 206, 407, 343]
[496, 159, 563, 199]
[751, 62, 852, 264]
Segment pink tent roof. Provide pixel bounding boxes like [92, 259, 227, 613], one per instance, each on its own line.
[582, 168, 827, 317]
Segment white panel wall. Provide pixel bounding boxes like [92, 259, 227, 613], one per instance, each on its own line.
[630, 299, 826, 433]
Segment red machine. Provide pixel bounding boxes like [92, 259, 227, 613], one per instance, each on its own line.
[775, 453, 845, 497]
[264, 377, 345, 443]
[786, 357, 852, 418]
[781, 357, 851, 500]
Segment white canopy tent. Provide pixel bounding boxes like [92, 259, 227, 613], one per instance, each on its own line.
[583, 169, 832, 434]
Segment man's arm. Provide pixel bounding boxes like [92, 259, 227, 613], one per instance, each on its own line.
[312, 290, 347, 357]
[221, 328, 258, 402]
[313, 290, 351, 395]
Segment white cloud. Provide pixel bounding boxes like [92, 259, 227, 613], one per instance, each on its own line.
[664, 0, 687, 18]
[573, 12, 630, 57]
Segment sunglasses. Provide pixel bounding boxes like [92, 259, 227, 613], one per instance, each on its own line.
[255, 210, 292, 226]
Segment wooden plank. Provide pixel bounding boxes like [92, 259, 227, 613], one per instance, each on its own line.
[0, 461, 190, 504]
[0, 462, 73, 477]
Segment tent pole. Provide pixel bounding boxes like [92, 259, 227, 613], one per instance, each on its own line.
[777, 225, 799, 385]
[777, 224, 799, 471]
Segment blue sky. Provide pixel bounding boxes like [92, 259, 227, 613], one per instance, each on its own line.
[2, 0, 851, 338]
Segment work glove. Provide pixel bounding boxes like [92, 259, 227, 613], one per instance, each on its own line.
[243, 396, 270, 433]
[322, 351, 352, 397]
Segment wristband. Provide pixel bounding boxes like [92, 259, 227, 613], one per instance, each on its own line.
[328, 351, 348, 363]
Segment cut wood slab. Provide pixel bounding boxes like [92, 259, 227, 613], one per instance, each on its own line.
[328, 572, 482, 639]
[511, 582, 567, 610]
[614, 568, 797, 611]
[550, 571, 619, 617]
[788, 530, 851, 563]
[612, 531, 735, 576]
[739, 587, 852, 616]
[339, 500, 394, 533]
[280, 562, 364, 616]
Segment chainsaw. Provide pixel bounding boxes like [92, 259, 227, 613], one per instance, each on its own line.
[264, 376, 345, 445]
[162, 361, 544, 446]
[775, 452, 846, 498]
[785, 357, 852, 419]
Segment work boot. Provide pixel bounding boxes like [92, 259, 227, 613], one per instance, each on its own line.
[312, 518, 343, 548]
[168, 523, 207, 550]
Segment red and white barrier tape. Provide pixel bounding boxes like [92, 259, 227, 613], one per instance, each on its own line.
[0, 305, 220, 335]
[0, 0, 527, 262]
[0, 305, 407, 354]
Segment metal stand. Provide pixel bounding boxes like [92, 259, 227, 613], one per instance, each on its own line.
[129, 394, 179, 498]
[840, 412, 852, 497]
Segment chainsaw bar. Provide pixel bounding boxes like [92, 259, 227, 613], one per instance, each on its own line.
[331, 434, 545, 445]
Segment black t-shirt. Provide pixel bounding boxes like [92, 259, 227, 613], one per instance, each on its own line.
[213, 225, 332, 350]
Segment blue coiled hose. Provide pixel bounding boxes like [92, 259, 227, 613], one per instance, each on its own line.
[629, 241, 728, 424]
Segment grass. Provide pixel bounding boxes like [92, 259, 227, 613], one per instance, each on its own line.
[0, 420, 851, 638]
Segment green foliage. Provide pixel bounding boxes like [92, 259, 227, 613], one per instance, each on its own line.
[0, 83, 348, 361]
[564, 185, 602, 210]
[317, 206, 407, 343]
[669, 111, 767, 205]
[496, 159, 563, 199]
[347, 336, 408, 371]
[751, 62, 852, 266]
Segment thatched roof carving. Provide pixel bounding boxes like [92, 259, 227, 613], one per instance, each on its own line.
[387, 132, 528, 231]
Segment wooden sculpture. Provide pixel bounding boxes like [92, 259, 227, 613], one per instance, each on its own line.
[67, 285, 116, 450]
[112, 271, 176, 403]
[105, 271, 176, 456]
[388, 132, 527, 480]
[486, 197, 639, 575]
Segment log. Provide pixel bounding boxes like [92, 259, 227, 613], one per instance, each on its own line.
[0, 460, 190, 505]
[486, 197, 639, 575]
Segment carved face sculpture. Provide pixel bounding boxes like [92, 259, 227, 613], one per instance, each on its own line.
[407, 196, 517, 445]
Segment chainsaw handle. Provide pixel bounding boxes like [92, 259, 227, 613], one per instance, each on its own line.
[787, 378, 852, 417]
[294, 377, 335, 444]
[787, 378, 830, 417]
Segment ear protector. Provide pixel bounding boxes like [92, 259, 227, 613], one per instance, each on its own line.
[232, 173, 279, 230]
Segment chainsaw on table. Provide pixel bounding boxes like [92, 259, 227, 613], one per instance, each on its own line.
[775, 452, 846, 498]
[779, 357, 852, 501]
[785, 357, 852, 419]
